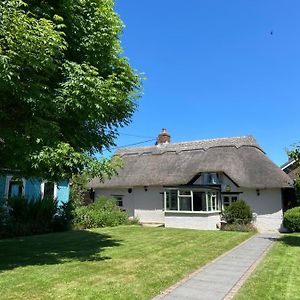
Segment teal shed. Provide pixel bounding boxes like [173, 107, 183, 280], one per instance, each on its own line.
[0, 175, 69, 205]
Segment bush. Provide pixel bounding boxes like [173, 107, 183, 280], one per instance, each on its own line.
[72, 196, 129, 229]
[0, 196, 70, 238]
[283, 206, 300, 232]
[222, 200, 252, 225]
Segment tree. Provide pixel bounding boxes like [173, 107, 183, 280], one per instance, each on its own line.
[0, 0, 141, 181]
[289, 145, 300, 204]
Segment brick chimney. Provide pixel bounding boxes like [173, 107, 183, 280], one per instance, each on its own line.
[156, 128, 171, 145]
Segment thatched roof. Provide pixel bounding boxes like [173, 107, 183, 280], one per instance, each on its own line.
[90, 136, 293, 189]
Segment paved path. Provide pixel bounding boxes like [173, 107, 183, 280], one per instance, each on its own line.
[154, 233, 279, 300]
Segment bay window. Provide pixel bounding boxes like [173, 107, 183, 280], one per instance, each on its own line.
[165, 189, 220, 212]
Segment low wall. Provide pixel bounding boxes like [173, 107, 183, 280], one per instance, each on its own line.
[165, 212, 221, 230]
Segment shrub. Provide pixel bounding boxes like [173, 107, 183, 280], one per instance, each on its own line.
[72, 196, 129, 229]
[222, 200, 252, 225]
[283, 206, 300, 232]
[0, 196, 71, 238]
[3, 196, 59, 237]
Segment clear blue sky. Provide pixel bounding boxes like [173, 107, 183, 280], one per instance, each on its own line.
[109, 0, 300, 166]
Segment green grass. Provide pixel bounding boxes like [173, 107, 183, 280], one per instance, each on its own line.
[235, 233, 300, 300]
[0, 226, 252, 300]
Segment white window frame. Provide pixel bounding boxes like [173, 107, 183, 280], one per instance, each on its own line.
[4, 176, 26, 198]
[164, 188, 220, 213]
[41, 181, 58, 199]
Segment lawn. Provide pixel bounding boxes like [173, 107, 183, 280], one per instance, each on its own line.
[0, 226, 252, 300]
[235, 233, 300, 300]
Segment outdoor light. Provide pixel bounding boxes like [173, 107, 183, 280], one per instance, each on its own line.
[128, 188, 132, 194]
[144, 186, 148, 192]
[256, 189, 260, 196]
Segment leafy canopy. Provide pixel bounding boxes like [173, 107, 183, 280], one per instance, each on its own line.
[0, 0, 141, 181]
[289, 144, 300, 201]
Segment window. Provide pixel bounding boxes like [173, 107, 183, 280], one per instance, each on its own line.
[206, 192, 219, 211]
[44, 182, 55, 199]
[222, 195, 238, 208]
[41, 181, 57, 199]
[193, 192, 205, 211]
[178, 190, 192, 211]
[166, 190, 178, 210]
[7, 178, 24, 198]
[165, 189, 220, 212]
[203, 173, 219, 184]
[112, 195, 123, 207]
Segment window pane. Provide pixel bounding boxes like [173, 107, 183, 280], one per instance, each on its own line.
[166, 190, 178, 210]
[8, 180, 23, 198]
[203, 173, 219, 184]
[193, 192, 205, 211]
[179, 196, 191, 211]
[116, 197, 123, 207]
[44, 182, 55, 199]
[232, 196, 238, 202]
[223, 196, 230, 207]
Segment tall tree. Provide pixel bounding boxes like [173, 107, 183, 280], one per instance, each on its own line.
[0, 0, 141, 181]
[289, 145, 300, 203]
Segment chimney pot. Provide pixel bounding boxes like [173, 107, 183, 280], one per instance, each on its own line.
[156, 128, 171, 145]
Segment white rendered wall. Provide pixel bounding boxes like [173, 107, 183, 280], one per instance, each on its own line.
[165, 212, 221, 230]
[94, 188, 134, 217]
[242, 188, 283, 232]
[132, 186, 165, 223]
[95, 186, 165, 223]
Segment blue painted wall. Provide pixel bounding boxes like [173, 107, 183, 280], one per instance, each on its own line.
[25, 178, 42, 200]
[56, 180, 70, 205]
[0, 176, 6, 198]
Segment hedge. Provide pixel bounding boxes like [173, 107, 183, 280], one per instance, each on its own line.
[283, 206, 300, 232]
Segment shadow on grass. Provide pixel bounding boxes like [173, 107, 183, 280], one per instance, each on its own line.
[280, 234, 300, 247]
[0, 230, 122, 272]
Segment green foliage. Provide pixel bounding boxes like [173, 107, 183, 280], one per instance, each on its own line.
[294, 175, 300, 205]
[223, 200, 252, 225]
[69, 173, 92, 207]
[72, 196, 129, 229]
[0, 0, 141, 181]
[289, 145, 300, 163]
[283, 206, 300, 232]
[0, 196, 71, 237]
[0, 199, 10, 227]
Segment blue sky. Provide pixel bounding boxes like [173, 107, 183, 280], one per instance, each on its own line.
[109, 0, 300, 166]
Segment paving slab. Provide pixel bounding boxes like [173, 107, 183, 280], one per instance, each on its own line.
[154, 233, 279, 300]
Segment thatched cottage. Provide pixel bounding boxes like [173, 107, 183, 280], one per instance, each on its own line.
[90, 129, 294, 231]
